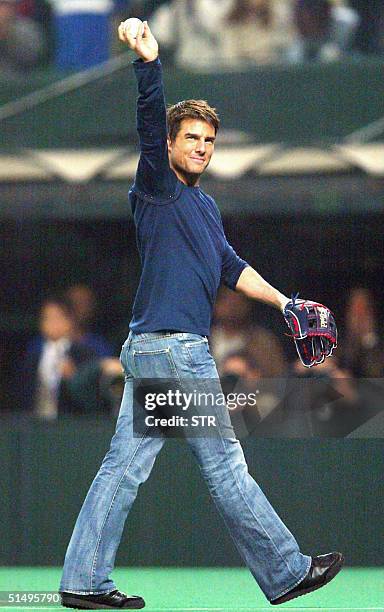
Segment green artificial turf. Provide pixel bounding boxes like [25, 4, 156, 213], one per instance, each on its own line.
[0, 567, 382, 610]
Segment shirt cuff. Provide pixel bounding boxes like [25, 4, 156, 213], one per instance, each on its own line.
[225, 262, 249, 291]
[133, 56, 161, 69]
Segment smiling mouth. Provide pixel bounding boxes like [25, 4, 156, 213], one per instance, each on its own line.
[190, 157, 205, 164]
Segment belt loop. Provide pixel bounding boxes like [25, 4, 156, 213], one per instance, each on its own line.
[126, 330, 133, 347]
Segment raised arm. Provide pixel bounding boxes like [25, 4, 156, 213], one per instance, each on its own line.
[118, 20, 176, 197]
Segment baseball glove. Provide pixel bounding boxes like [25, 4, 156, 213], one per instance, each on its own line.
[283, 294, 337, 367]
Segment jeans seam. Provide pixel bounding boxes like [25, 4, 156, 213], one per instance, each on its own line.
[185, 345, 198, 376]
[211, 400, 303, 587]
[89, 430, 150, 591]
[120, 338, 131, 376]
[184, 342, 211, 376]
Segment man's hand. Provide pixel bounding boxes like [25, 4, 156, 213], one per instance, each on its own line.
[118, 19, 159, 63]
[100, 358, 124, 377]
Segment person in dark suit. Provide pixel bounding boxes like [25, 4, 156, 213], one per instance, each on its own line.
[20, 295, 97, 418]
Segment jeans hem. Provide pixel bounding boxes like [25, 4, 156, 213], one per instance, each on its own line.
[269, 555, 312, 602]
[59, 588, 116, 596]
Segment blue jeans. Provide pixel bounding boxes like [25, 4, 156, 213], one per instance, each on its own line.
[59, 332, 311, 602]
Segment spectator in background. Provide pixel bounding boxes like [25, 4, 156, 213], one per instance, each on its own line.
[293, 0, 333, 61]
[331, 0, 360, 53]
[247, 324, 286, 377]
[349, 0, 384, 56]
[48, 0, 113, 70]
[210, 288, 286, 377]
[150, 0, 235, 71]
[341, 288, 383, 377]
[222, 349, 263, 387]
[19, 295, 123, 418]
[291, 356, 361, 437]
[20, 296, 97, 419]
[222, 0, 296, 67]
[220, 349, 312, 438]
[220, 349, 265, 438]
[280, 288, 383, 438]
[65, 284, 114, 357]
[0, 0, 45, 76]
[151, 0, 295, 69]
[149, 0, 358, 68]
[17, 0, 53, 64]
[210, 288, 253, 370]
[17, 0, 34, 16]
[114, 0, 168, 21]
[289, 0, 358, 62]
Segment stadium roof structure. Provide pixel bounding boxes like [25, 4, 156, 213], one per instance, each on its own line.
[1, 142, 384, 183]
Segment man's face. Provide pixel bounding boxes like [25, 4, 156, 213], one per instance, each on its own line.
[40, 303, 73, 342]
[167, 118, 216, 184]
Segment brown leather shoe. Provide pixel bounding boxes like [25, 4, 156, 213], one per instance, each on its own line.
[270, 552, 344, 605]
[60, 589, 145, 609]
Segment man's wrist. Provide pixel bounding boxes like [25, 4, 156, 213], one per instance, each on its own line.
[143, 53, 159, 63]
[279, 295, 290, 312]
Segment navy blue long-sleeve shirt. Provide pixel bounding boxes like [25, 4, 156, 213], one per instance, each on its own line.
[129, 58, 248, 336]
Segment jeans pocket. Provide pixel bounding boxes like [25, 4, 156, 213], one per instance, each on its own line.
[132, 347, 180, 379]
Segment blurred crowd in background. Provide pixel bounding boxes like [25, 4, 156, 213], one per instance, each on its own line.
[6, 282, 382, 438]
[1, 0, 383, 433]
[1, 0, 384, 76]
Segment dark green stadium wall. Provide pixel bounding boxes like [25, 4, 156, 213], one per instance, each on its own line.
[1, 59, 383, 148]
[1, 417, 382, 567]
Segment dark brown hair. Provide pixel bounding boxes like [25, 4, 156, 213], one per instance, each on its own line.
[40, 294, 76, 320]
[167, 99, 220, 142]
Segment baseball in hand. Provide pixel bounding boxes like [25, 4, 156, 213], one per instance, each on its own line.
[122, 17, 143, 39]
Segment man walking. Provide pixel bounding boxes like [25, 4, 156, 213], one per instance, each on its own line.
[59, 20, 343, 610]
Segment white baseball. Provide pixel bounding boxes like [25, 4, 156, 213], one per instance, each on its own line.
[122, 17, 143, 39]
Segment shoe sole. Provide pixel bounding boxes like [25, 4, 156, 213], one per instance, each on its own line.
[270, 553, 345, 605]
[61, 596, 145, 610]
